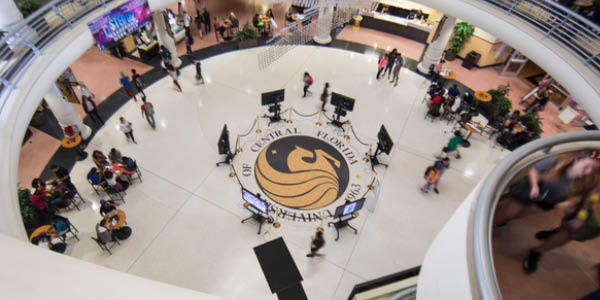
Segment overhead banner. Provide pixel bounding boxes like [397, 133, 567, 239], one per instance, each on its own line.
[88, 0, 152, 50]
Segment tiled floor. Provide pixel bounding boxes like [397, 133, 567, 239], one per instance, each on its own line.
[49, 46, 507, 299]
[16, 9, 593, 299]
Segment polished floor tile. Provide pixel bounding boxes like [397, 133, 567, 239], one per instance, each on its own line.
[43, 46, 509, 299]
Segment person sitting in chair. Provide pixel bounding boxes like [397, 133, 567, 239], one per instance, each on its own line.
[99, 199, 118, 217]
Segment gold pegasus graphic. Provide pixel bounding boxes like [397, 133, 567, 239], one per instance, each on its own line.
[256, 145, 341, 209]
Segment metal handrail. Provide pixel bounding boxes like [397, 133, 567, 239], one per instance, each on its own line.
[482, 0, 600, 75]
[472, 131, 600, 299]
[0, 0, 114, 106]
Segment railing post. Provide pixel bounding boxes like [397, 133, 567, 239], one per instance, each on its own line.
[545, 14, 570, 37]
[13, 32, 41, 56]
[584, 53, 600, 64]
[507, 0, 523, 14]
[52, 5, 73, 28]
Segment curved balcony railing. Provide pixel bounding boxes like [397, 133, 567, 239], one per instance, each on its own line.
[483, 0, 600, 75]
[0, 0, 115, 109]
[472, 130, 600, 299]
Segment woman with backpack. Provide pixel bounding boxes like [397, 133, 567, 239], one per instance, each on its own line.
[421, 164, 442, 194]
[303, 72, 313, 97]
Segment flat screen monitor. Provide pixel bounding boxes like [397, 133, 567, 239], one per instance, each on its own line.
[330, 92, 355, 111]
[218, 124, 230, 155]
[242, 188, 268, 214]
[377, 125, 394, 155]
[88, 0, 153, 50]
[261, 89, 285, 106]
[333, 198, 366, 218]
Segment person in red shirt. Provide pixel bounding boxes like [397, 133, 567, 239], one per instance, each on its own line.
[428, 94, 443, 117]
[140, 95, 156, 129]
[29, 178, 48, 211]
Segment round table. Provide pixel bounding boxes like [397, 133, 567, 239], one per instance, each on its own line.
[103, 209, 126, 230]
[61, 134, 88, 160]
[461, 122, 482, 148]
[474, 91, 492, 102]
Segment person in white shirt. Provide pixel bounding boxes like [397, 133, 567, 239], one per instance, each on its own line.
[119, 116, 136, 143]
[80, 83, 103, 124]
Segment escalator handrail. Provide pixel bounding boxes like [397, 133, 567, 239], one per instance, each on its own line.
[472, 130, 600, 299]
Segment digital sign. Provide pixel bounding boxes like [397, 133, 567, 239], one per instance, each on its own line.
[88, 0, 152, 49]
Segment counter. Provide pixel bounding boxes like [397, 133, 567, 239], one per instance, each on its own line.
[360, 12, 431, 43]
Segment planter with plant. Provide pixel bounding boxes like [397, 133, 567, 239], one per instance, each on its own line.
[519, 111, 543, 138]
[17, 0, 40, 18]
[480, 84, 512, 121]
[235, 22, 258, 49]
[446, 21, 475, 61]
[18, 187, 39, 234]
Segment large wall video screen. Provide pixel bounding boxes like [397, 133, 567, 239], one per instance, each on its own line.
[88, 0, 152, 49]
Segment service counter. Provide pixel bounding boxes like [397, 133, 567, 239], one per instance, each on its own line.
[360, 12, 431, 43]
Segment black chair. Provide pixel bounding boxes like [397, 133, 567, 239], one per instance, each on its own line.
[87, 177, 105, 196]
[92, 224, 120, 255]
[101, 183, 126, 203]
[52, 215, 79, 243]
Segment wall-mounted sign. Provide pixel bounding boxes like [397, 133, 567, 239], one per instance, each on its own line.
[88, 0, 152, 50]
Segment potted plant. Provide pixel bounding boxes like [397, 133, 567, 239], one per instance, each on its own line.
[17, 0, 40, 17]
[446, 21, 475, 60]
[18, 187, 39, 234]
[481, 84, 512, 121]
[235, 22, 258, 49]
[519, 111, 543, 138]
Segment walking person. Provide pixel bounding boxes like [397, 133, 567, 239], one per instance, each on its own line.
[434, 131, 463, 159]
[193, 56, 205, 84]
[160, 45, 172, 65]
[421, 163, 442, 194]
[165, 62, 183, 92]
[203, 8, 211, 34]
[185, 34, 194, 55]
[320, 82, 330, 112]
[432, 157, 450, 194]
[119, 72, 137, 101]
[140, 95, 156, 129]
[303, 72, 313, 97]
[195, 9, 204, 39]
[389, 54, 403, 87]
[119, 116, 137, 143]
[79, 83, 103, 125]
[131, 69, 146, 98]
[306, 227, 326, 257]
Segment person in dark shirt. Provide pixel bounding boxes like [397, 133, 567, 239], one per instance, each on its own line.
[99, 199, 117, 217]
[51, 164, 76, 191]
[203, 8, 211, 34]
[193, 56, 204, 84]
[306, 228, 326, 257]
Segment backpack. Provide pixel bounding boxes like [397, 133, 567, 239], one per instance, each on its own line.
[424, 166, 435, 177]
[307, 75, 313, 85]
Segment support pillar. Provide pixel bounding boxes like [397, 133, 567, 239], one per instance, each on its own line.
[313, 5, 334, 45]
[45, 83, 92, 140]
[153, 11, 182, 68]
[417, 15, 456, 74]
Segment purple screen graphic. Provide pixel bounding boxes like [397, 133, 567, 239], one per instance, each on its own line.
[88, 0, 152, 49]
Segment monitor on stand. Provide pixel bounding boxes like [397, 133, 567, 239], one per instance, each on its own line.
[261, 89, 285, 125]
[370, 125, 393, 170]
[216, 124, 235, 166]
[328, 198, 365, 241]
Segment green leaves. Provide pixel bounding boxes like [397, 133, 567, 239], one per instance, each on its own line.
[235, 22, 258, 42]
[450, 22, 475, 53]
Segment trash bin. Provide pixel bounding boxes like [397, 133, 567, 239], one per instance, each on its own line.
[462, 51, 481, 70]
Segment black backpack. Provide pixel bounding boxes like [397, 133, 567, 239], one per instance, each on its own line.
[122, 156, 137, 171]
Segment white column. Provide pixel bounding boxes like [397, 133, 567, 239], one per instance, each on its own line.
[153, 11, 182, 68]
[417, 15, 456, 74]
[45, 83, 92, 139]
[313, 5, 334, 45]
[0, 0, 23, 28]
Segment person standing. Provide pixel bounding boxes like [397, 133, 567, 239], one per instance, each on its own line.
[303, 72, 313, 97]
[383, 49, 398, 80]
[376, 52, 388, 79]
[140, 95, 156, 129]
[203, 8, 211, 34]
[183, 11, 192, 38]
[306, 228, 326, 257]
[432, 157, 450, 194]
[195, 10, 204, 39]
[119, 72, 136, 102]
[389, 54, 403, 87]
[131, 69, 146, 98]
[320, 82, 330, 112]
[119, 116, 137, 143]
[193, 56, 204, 84]
[80, 84, 103, 125]
[165, 62, 183, 92]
